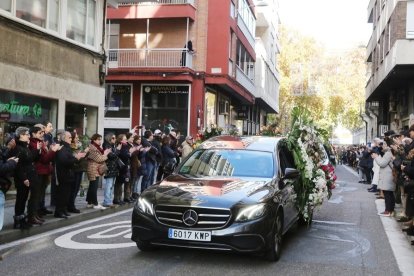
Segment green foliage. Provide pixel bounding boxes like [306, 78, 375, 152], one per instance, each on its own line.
[274, 26, 366, 136]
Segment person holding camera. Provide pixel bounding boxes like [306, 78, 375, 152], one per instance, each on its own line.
[372, 140, 395, 217]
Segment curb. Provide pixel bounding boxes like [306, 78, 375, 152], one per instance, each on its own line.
[375, 199, 414, 275]
[0, 204, 133, 245]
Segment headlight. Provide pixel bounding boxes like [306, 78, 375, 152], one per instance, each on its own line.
[235, 204, 266, 222]
[136, 197, 154, 216]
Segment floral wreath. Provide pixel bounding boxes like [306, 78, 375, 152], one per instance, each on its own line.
[286, 107, 336, 221]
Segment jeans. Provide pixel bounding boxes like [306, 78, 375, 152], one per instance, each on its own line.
[86, 178, 99, 206]
[132, 176, 143, 194]
[103, 177, 115, 206]
[383, 190, 395, 212]
[38, 174, 50, 210]
[152, 163, 159, 185]
[0, 191, 4, 231]
[142, 161, 155, 191]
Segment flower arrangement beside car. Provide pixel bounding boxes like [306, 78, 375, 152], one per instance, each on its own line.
[286, 107, 336, 222]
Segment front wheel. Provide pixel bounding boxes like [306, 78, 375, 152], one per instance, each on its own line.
[265, 213, 283, 262]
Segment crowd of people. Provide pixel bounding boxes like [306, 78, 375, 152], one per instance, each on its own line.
[0, 123, 195, 231]
[338, 127, 414, 246]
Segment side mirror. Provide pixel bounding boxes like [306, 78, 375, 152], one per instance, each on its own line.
[284, 168, 299, 179]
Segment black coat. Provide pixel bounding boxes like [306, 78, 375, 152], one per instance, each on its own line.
[55, 141, 77, 184]
[103, 141, 120, 179]
[9, 140, 39, 183]
[0, 147, 17, 194]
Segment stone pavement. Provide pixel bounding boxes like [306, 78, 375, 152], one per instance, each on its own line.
[0, 188, 133, 244]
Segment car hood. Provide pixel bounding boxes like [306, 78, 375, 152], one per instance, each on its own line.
[148, 174, 274, 209]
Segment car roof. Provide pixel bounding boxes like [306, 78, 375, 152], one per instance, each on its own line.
[199, 135, 283, 152]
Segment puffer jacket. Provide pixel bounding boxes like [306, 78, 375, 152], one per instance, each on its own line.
[86, 143, 108, 181]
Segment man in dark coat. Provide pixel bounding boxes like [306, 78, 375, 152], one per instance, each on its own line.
[54, 131, 85, 218]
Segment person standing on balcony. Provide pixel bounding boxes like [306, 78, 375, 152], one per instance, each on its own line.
[181, 40, 195, 67]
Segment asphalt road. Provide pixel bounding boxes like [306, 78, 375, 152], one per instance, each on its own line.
[0, 165, 402, 276]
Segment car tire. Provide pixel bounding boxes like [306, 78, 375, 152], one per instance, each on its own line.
[136, 241, 154, 251]
[265, 213, 283, 262]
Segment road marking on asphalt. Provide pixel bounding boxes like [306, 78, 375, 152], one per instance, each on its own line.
[0, 209, 132, 251]
[55, 221, 135, 249]
[375, 199, 414, 276]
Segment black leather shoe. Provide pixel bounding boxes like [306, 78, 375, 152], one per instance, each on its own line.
[63, 211, 71, 217]
[41, 209, 53, 215]
[54, 213, 68, 219]
[68, 208, 81, 214]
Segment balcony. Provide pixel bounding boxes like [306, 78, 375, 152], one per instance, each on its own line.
[236, 65, 255, 95]
[118, 0, 195, 5]
[108, 0, 196, 20]
[107, 48, 193, 68]
[237, 16, 256, 50]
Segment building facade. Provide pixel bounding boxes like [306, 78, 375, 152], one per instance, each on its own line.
[105, 0, 280, 137]
[364, 0, 414, 142]
[0, 0, 106, 143]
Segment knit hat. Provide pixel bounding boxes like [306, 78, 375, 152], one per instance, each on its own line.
[154, 129, 162, 136]
[15, 127, 29, 138]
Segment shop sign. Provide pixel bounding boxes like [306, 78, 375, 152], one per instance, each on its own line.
[0, 100, 42, 118]
[143, 85, 189, 94]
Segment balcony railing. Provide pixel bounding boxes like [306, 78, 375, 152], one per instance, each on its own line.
[119, 0, 195, 6]
[107, 48, 193, 68]
[236, 65, 255, 94]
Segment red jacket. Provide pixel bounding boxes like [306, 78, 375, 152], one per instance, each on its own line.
[29, 138, 56, 175]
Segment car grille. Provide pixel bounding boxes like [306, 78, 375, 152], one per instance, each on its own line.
[155, 205, 231, 229]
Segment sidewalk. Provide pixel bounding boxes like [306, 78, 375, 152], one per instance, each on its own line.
[0, 188, 134, 245]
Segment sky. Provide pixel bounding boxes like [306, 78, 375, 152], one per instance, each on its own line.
[278, 0, 372, 51]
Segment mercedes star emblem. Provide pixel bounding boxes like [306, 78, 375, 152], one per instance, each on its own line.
[182, 209, 198, 226]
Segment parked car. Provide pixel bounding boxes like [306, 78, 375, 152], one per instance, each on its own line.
[131, 135, 302, 261]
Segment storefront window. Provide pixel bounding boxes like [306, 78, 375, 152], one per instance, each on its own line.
[65, 102, 98, 138]
[0, 91, 57, 145]
[142, 85, 189, 136]
[16, 0, 47, 28]
[105, 84, 131, 118]
[205, 92, 216, 127]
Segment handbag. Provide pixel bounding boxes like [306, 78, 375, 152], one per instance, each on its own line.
[116, 158, 126, 170]
[97, 163, 108, 176]
[163, 159, 177, 174]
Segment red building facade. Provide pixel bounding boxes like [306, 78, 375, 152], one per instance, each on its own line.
[105, 0, 271, 137]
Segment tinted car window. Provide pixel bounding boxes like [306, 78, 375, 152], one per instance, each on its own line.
[179, 149, 274, 178]
[279, 146, 296, 175]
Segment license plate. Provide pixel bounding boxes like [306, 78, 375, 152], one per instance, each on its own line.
[168, 228, 211, 242]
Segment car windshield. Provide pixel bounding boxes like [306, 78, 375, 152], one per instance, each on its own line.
[178, 149, 274, 178]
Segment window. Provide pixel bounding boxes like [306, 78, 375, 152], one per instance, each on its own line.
[0, 1, 11, 12]
[1, 0, 101, 49]
[67, 0, 96, 46]
[230, 1, 235, 18]
[16, 0, 47, 28]
[48, 0, 59, 32]
[67, 0, 86, 43]
[105, 84, 131, 118]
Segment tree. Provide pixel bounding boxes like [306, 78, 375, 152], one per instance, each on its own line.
[270, 26, 365, 136]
